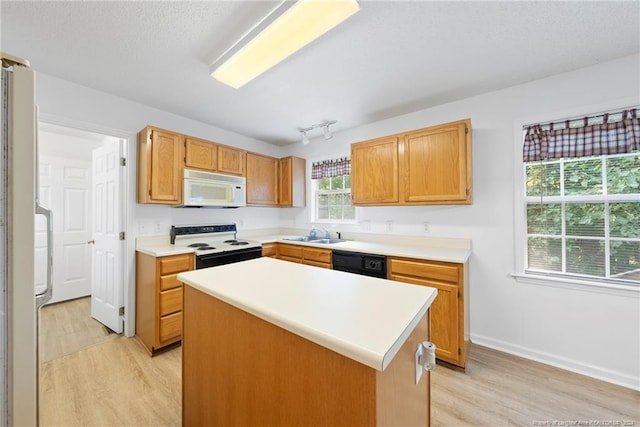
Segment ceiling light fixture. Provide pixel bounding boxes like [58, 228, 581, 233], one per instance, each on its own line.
[299, 120, 337, 144]
[210, 0, 361, 89]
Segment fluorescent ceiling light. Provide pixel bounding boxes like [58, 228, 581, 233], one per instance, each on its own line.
[210, 0, 360, 89]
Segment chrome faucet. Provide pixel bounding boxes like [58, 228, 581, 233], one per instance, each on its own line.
[311, 226, 331, 239]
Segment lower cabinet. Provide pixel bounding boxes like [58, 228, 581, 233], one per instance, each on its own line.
[135, 252, 194, 355]
[261, 243, 278, 258]
[388, 257, 468, 368]
[276, 243, 332, 269]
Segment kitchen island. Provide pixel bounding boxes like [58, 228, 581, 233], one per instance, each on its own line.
[177, 257, 438, 426]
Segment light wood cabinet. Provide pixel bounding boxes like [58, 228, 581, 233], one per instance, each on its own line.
[262, 243, 278, 258]
[388, 257, 468, 368]
[246, 153, 279, 206]
[351, 119, 471, 206]
[184, 137, 217, 172]
[278, 156, 306, 207]
[137, 126, 182, 204]
[351, 136, 399, 204]
[135, 252, 194, 355]
[276, 243, 332, 269]
[217, 144, 245, 176]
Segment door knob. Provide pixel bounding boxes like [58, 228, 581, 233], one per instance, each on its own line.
[87, 239, 95, 244]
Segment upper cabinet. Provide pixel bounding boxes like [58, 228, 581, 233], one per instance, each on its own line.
[246, 153, 279, 206]
[137, 126, 182, 205]
[246, 154, 306, 207]
[351, 119, 472, 206]
[351, 136, 399, 204]
[278, 156, 305, 208]
[184, 137, 217, 172]
[217, 145, 245, 176]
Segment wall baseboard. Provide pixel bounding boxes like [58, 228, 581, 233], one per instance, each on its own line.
[470, 334, 640, 391]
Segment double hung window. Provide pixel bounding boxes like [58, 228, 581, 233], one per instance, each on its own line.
[311, 157, 356, 223]
[521, 108, 640, 285]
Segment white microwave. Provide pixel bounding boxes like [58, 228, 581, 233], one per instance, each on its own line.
[179, 169, 246, 208]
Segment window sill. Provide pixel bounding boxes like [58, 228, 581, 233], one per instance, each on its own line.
[511, 273, 640, 297]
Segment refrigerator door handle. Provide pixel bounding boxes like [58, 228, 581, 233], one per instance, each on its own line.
[35, 203, 53, 308]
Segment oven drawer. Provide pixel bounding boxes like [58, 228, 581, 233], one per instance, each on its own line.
[159, 286, 182, 316]
[159, 254, 193, 276]
[159, 312, 182, 344]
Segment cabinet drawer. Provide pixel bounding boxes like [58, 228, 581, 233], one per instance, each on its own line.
[278, 244, 302, 259]
[388, 258, 460, 283]
[159, 273, 183, 291]
[159, 254, 193, 275]
[303, 247, 331, 263]
[262, 243, 277, 257]
[160, 286, 182, 316]
[159, 311, 182, 343]
[303, 260, 331, 269]
[279, 255, 303, 264]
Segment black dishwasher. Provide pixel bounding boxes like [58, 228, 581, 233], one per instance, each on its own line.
[332, 250, 387, 278]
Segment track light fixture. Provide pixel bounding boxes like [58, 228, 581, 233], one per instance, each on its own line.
[298, 120, 337, 144]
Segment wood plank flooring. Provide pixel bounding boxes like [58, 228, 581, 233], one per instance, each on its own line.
[39, 297, 118, 362]
[39, 299, 640, 426]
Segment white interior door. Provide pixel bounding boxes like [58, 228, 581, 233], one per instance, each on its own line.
[37, 156, 92, 304]
[91, 142, 123, 333]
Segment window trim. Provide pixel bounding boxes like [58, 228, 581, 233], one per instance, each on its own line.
[513, 98, 640, 293]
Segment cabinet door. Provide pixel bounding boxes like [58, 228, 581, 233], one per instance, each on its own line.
[388, 273, 460, 365]
[246, 153, 278, 206]
[185, 137, 217, 171]
[278, 157, 306, 207]
[150, 129, 182, 203]
[403, 121, 470, 203]
[218, 145, 245, 176]
[351, 136, 399, 204]
[278, 157, 293, 207]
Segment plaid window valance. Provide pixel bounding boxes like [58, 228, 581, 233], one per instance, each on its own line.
[311, 157, 351, 179]
[523, 108, 640, 162]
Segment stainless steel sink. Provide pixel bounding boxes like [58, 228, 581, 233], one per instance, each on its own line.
[308, 238, 348, 244]
[282, 236, 312, 242]
[281, 236, 348, 244]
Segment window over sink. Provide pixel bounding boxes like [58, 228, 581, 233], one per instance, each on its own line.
[311, 157, 357, 223]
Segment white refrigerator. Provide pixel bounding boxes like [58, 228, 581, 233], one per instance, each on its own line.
[1, 52, 53, 425]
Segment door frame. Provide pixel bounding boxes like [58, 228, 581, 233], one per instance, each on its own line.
[39, 113, 135, 337]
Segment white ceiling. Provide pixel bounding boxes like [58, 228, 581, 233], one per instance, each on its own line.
[2, 1, 639, 146]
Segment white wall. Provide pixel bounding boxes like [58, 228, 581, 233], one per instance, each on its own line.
[287, 54, 640, 389]
[35, 54, 640, 389]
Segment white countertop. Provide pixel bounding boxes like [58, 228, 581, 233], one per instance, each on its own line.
[137, 231, 471, 263]
[178, 257, 437, 371]
[254, 234, 470, 264]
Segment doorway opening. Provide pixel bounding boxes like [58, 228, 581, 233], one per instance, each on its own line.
[35, 123, 127, 348]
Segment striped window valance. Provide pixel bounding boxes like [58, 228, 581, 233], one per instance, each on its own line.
[523, 108, 640, 162]
[311, 157, 350, 179]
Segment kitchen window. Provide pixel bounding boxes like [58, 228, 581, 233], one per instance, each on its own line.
[519, 108, 640, 287]
[311, 157, 356, 223]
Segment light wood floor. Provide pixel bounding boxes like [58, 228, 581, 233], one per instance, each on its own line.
[39, 299, 640, 426]
[39, 297, 118, 362]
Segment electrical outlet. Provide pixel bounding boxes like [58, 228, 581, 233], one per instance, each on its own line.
[423, 222, 430, 233]
[138, 224, 146, 234]
[155, 223, 161, 233]
[386, 220, 393, 232]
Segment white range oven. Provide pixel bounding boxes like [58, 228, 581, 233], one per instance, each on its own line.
[170, 223, 262, 269]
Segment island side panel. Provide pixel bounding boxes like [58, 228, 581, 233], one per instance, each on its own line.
[182, 285, 377, 427]
[376, 309, 430, 426]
